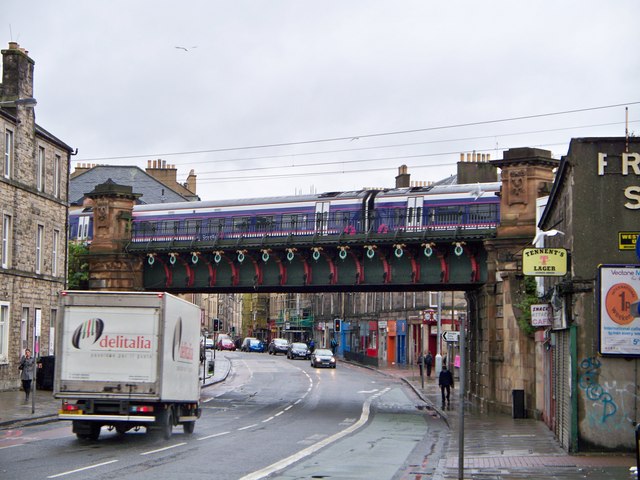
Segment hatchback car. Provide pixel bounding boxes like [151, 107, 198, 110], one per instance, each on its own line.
[310, 348, 337, 368]
[241, 337, 265, 352]
[201, 336, 214, 349]
[268, 338, 290, 355]
[287, 342, 310, 360]
[217, 337, 236, 351]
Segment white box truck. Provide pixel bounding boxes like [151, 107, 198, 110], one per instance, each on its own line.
[54, 291, 202, 440]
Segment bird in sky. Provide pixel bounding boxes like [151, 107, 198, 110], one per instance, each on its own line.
[175, 46, 197, 51]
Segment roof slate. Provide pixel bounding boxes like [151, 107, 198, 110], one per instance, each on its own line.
[69, 165, 191, 205]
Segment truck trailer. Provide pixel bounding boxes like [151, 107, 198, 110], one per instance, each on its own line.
[54, 291, 202, 440]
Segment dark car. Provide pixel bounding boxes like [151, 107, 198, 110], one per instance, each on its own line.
[217, 337, 236, 351]
[287, 342, 310, 360]
[310, 348, 336, 368]
[268, 338, 290, 355]
[241, 337, 265, 352]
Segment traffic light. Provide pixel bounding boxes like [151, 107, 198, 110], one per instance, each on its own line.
[213, 318, 222, 331]
[334, 318, 341, 332]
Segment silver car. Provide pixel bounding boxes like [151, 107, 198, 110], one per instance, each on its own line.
[310, 348, 336, 368]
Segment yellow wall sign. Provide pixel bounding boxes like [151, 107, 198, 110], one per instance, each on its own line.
[522, 248, 568, 276]
[619, 232, 640, 251]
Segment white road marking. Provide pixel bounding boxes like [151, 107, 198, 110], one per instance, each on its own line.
[238, 424, 258, 431]
[357, 389, 379, 394]
[262, 417, 274, 423]
[140, 442, 187, 456]
[47, 459, 118, 478]
[198, 431, 230, 440]
[0, 443, 22, 450]
[239, 388, 391, 480]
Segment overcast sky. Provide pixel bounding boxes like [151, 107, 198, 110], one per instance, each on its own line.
[4, 1, 639, 201]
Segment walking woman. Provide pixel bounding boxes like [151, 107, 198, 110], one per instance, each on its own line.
[19, 349, 35, 401]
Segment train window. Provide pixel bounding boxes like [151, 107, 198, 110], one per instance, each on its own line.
[282, 214, 297, 230]
[233, 216, 250, 232]
[415, 206, 422, 223]
[173, 220, 180, 233]
[256, 216, 274, 231]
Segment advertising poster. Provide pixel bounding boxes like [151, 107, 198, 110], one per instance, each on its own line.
[598, 265, 640, 356]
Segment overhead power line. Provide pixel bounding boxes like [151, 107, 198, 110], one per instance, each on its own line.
[75, 101, 640, 163]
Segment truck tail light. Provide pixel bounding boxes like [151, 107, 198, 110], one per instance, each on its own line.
[60, 401, 80, 412]
[130, 405, 154, 413]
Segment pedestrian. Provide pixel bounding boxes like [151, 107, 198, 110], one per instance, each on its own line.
[438, 364, 454, 408]
[425, 351, 433, 377]
[308, 338, 315, 353]
[330, 337, 338, 354]
[19, 349, 36, 402]
[417, 351, 424, 377]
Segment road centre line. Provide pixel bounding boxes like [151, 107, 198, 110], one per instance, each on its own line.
[198, 431, 230, 440]
[262, 417, 274, 423]
[0, 443, 21, 450]
[284, 405, 293, 411]
[140, 442, 187, 456]
[47, 459, 118, 478]
[238, 424, 258, 431]
[239, 388, 391, 480]
[275, 411, 284, 417]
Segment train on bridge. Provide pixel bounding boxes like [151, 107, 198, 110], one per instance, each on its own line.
[69, 182, 501, 243]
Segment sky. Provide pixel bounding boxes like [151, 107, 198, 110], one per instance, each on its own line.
[4, 1, 640, 201]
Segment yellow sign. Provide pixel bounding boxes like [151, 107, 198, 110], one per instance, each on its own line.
[522, 248, 568, 276]
[618, 231, 640, 251]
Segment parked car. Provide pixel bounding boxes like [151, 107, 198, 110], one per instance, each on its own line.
[241, 337, 265, 353]
[287, 342, 310, 360]
[268, 338, 290, 355]
[201, 336, 214, 349]
[217, 337, 236, 351]
[310, 348, 337, 368]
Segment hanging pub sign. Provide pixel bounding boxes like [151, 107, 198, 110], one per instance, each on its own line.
[530, 304, 553, 327]
[598, 265, 640, 357]
[522, 248, 568, 276]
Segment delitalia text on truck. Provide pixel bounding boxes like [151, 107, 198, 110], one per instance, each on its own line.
[54, 291, 202, 441]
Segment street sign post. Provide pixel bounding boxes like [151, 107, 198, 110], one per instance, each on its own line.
[442, 330, 460, 342]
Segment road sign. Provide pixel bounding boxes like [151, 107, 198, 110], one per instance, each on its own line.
[442, 331, 460, 342]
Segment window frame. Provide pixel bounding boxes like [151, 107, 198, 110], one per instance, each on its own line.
[1, 214, 12, 269]
[36, 224, 44, 274]
[52, 229, 60, 276]
[37, 146, 45, 192]
[0, 302, 9, 363]
[53, 154, 61, 198]
[4, 128, 13, 180]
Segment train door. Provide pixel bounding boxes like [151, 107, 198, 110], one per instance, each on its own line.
[315, 202, 330, 235]
[406, 196, 423, 230]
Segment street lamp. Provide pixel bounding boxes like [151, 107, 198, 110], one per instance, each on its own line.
[0, 97, 37, 107]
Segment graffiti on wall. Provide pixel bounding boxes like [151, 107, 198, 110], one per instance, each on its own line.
[578, 357, 618, 424]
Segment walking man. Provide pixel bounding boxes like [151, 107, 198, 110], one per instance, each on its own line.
[425, 351, 433, 377]
[438, 364, 454, 408]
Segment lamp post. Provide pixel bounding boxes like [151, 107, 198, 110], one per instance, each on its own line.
[0, 97, 37, 107]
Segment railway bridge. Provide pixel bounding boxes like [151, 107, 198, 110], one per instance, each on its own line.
[86, 149, 557, 296]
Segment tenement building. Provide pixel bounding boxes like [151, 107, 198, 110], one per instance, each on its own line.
[0, 43, 73, 390]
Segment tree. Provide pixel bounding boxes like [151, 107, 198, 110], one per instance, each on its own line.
[67, 242, 89, 289]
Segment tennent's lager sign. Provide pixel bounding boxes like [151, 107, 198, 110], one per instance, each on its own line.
[522, 248, 568, 276]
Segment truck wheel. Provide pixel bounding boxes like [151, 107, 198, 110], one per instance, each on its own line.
[183, 421, 195, 435]
[162, 409, 173, 440]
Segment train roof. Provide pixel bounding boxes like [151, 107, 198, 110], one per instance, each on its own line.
[133, 190, 370, 213]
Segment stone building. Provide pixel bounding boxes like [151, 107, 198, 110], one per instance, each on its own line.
[539, 137, 640, 452]
[0, 43, 73, 390]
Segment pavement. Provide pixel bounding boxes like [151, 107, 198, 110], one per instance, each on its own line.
[0, 354, 635, 480]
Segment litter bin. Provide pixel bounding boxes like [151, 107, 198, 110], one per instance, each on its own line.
[512, 389, 525, 418]
[36, 355, 55, 390]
